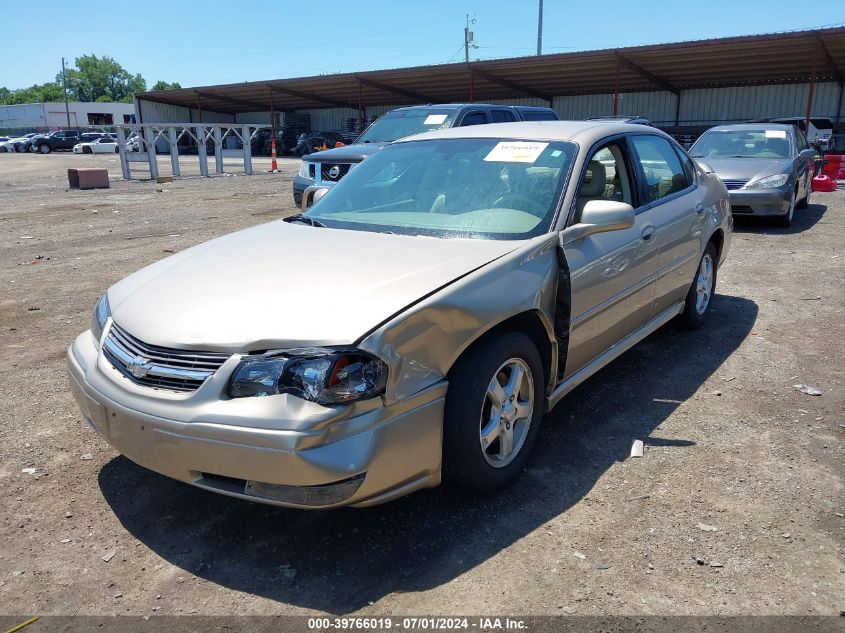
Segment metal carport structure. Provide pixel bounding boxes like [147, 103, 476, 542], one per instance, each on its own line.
[135, 26, 845, 129]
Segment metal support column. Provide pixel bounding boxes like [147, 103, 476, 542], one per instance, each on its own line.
[358, 81, 364, 133]
[213, 126, 223, 174]
[242, 125, 252, 175]
[836, 82, 844, 123]
[805, 60, 817, 137]
[612, 54, 620, 116]
[117, 127, 130, 180]
[674, 91, 682, 127]
[168, 126, 180, 177]
[144, 126, 159, 180]
[196, 126, 209, 177]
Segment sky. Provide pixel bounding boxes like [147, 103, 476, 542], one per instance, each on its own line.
[1, 0, 843, 90]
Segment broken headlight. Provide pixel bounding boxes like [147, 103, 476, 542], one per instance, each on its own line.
[91, 294, 110, 341]
[228, 348, 387, 405]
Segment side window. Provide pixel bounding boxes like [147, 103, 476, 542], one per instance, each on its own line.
[491, 110, 516, 123]
[675, 144, 696, 185]
[629, 135, 689, 203]
[794, 129, 809, 151]
[460, 111, 488, 126]
[575, 142, 634, 221]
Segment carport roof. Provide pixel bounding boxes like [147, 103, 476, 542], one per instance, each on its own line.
[137, 26, 845, 114]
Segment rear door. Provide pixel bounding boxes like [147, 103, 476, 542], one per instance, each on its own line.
[627, 134, 702, 317]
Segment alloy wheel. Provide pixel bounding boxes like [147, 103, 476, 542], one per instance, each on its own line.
[695, 252, 714, 315]
[479, 358, 535, 468]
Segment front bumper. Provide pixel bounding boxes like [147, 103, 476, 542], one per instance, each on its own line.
[729, 187, 792, 216]
[67, 330, 445, 509]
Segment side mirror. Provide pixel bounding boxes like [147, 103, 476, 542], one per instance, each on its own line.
[301, 185, 330, 210]
[799, 149, 818, 161]
[560, 200, 636, 245]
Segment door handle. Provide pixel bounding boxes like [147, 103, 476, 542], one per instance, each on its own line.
[640, 226, 656, 242]
[695, 203, 705, 215]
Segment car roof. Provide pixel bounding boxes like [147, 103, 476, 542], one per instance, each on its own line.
[707, 123, 795, 133]
[392, 103, 545, 111]
[395, 120, 669, 145]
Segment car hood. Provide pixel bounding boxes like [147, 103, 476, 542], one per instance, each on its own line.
[107, 221, 520, 352]
[694, 156, 793, 182]
[304, 143, 385, 163]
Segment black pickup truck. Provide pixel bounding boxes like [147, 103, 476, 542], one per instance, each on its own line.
[31, 130, 87, 154]
[293, 103, 558, 204]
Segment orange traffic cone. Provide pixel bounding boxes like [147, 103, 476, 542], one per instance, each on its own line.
[271, 138, 278, 173]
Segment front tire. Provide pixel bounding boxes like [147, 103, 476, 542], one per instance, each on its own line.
[443, 331, 545, 494]
[797, 182, 810, 209]
[680, 242, 718, 329]
[775, 190, 796, 227]
[38, 144, 50, 154]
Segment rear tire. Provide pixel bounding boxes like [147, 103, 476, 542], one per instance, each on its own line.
[443, 331, 545, 495]
[680, 242, 718, 329]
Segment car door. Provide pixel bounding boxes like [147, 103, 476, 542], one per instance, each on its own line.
[562, 138, 659, 378]
[628, 134, 703, 317]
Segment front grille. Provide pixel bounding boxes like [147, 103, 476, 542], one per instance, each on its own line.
[103, 322, 230, 392]
[722, 179, 748, 190]
[319, 162, 351, 182]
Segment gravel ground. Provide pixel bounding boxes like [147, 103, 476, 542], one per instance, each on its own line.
[0, 152, 842, 617]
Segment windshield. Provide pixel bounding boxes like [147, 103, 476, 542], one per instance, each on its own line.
[306, 138, 576, 240]
[357, 109, 458, 143]
[690, 129, 793, 159]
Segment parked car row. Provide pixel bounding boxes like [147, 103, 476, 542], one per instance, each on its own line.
[0, 130, 123, 154]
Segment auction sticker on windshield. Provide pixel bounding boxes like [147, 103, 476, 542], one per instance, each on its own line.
[765, 130, 787, 138]
[423, 114, 448, 125]
[484, 141, 548, 163]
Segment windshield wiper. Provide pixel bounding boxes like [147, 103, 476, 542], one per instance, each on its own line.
[283, 213, 328, 228]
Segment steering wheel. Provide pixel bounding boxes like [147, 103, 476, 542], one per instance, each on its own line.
[493, 194, 538, 214]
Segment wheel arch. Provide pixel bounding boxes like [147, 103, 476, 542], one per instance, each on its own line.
[446, 309, 556, 397]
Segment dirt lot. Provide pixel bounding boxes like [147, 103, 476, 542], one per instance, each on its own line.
[0, 152, 842, 617]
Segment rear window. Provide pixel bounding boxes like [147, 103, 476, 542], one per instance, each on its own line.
[519, 110, 558, 121]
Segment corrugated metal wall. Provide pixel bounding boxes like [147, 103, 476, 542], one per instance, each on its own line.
[679, 82, 842, 124]
[139, 81, 844, 130]
[137, 100, 234, 124]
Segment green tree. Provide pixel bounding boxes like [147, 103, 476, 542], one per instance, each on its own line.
[58, 55, 146, 103]
[151, 80, 182, 91]
[0, 82, 65, 105]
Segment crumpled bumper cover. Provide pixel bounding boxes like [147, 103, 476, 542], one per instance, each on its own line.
[67, 330, 445, 508]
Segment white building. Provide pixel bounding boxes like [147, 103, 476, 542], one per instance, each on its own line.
[0, 101, 135, 131]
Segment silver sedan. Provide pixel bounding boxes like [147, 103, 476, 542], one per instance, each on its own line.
[689, 123, 817, 227]
[67, 121, 732, 509]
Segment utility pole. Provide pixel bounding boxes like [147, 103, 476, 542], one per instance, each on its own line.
[464, 15, 476, 63]
[537, 0, 544, 56]
[61, 57, 71, 128]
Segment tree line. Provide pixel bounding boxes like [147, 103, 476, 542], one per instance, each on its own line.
[0, 55, 181, 105]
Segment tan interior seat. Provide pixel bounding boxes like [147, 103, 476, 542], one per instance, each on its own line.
[576, 160, 607, 215]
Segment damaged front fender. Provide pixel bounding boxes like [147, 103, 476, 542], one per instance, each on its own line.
[358, 234, 568, 405]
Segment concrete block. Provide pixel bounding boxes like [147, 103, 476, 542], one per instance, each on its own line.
[74, 169, 110, 190]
